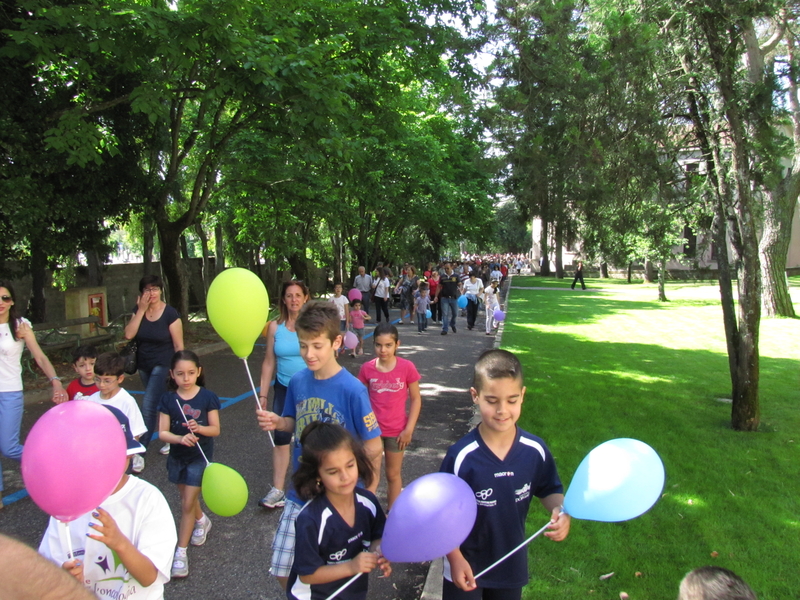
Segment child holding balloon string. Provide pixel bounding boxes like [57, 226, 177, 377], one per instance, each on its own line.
[157, 350, 221, 579]
[357, 322, 422, 509]
[38, 405, 177, 600]
[287, 421, 391, 600]
[440, 349, 570, 600]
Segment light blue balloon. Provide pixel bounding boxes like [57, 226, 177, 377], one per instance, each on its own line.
[457, 295, 468, 308]
[425, 309, 432, 319]
[563, 438, 665, 522]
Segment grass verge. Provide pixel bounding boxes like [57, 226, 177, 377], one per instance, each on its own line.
[502, 277, 800, 600]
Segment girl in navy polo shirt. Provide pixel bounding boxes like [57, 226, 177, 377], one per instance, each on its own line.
[287, 422, 391, 600]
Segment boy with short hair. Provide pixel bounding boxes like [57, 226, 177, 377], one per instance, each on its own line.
[349, 299, 370, 357]
[414, 282, 431, 333]
[39, 406, 177, 600]
[87, 352, 147, 474]
[440, 349, 570, 599]
[66, 346, 98, 401]
[679, 566, 757, 600]
[256, 301, 382, 590]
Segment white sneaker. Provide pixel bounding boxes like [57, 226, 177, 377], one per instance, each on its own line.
[159, 443, 170, 455]
[258, 487, 286, 509]
[131, 454, 145, 474]
[190, 515, 212, 546]
[171, 548, 189, 578]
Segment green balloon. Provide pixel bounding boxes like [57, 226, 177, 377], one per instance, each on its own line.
[202, 462, 249, 517]
[206, 268, 269, 358]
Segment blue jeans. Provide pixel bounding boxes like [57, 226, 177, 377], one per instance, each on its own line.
[440, 297, 458, 332]
[138, 365, 169, 451]
[0, 391, 24, 492]
[416, 312, 428, 332]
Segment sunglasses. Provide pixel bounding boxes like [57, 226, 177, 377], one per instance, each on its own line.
[0, 295, 12, 302]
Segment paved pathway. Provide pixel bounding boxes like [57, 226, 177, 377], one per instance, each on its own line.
[0, 287, 509, 599]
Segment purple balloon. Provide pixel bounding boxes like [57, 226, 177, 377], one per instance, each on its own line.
[348, 289, 362, 302]
[493, 309, 506, 322]
[343, 331, 358, 349]
[382, 473, 477, 562]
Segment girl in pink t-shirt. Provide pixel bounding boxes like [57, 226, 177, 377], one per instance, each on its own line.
[357, 322, 422, 509]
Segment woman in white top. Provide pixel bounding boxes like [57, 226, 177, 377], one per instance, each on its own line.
[0, 281, 65, 507]
[372, 267, 392, 323]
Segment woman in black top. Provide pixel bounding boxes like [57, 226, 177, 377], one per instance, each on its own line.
[123, 275, 184, 462]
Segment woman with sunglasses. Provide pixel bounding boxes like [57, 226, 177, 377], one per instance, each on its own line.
[0, 281, 65, 508]
[257, 280, 311, 509]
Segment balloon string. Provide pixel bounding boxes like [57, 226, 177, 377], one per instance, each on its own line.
[242, 358, 275, 447]
[175, 398, 211, 466]
[473, 514, 560, 580]
[61, 520, 75, 561]
[323, 573, 361, 600]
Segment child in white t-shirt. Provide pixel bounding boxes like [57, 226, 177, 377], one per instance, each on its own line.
[87, 352, 147, 473]
[39, 406, 177, 600]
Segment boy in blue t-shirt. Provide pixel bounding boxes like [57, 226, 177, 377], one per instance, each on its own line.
[440, 349, 570, 600]
[257, 301, 382, 590]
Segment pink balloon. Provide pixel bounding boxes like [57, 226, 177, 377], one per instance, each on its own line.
[347, 289, 362, 301]
[493, 309, 506, 322]
[22, 401, 127, 522]
[343, 331, 359, 349]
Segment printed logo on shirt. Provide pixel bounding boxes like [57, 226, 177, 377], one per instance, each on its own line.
[475, 488, 497, 507]
[182, 404, 201, 420]
[368, 378, 406, 394]
[515, 483, 531, 502]
[296, 398, 347, 436]
[494, 471, 515, 478]
[329, 549, 348, 562]
[363, 412, 379, 431]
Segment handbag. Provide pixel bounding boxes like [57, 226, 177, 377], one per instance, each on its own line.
[120, 339, 138, 375]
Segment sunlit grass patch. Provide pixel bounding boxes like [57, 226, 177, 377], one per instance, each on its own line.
[500, 278, 800, 600]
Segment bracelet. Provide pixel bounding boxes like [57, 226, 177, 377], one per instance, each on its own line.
[259, 395, 268, 400]
[49, 376, 61, 382]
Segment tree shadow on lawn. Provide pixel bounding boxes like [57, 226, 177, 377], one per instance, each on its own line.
[509, 292, 722, 328]
[502, 329, 800, 599]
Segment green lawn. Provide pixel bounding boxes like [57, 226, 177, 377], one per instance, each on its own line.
[501, 277, 800, 600]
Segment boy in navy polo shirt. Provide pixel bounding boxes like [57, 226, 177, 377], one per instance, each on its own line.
[440, 349, 570, 599]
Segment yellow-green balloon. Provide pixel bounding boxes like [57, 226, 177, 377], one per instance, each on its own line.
[206, 268, 269, 358]
[202, 463, 249, 517]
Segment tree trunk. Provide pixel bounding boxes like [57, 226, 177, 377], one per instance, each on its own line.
[657, 259, 668, 302]
[539, 215, 550, 276]
[627, 262, 632, 284]
[86, 250, 103, 286]
[643, 259, 655, 283]
[143, 212, 155, 276]
[214, 222, 225, 275]
[600, 262, 608, 278]
[195, 222, 211, 298]
[759, 186, 796, 317]
[713, 208, 740, 400]
[554, 221, 564, 279]
[157, 225, 190, 326]
[698, 7, 762, 430]
[29, 241, 47, 322]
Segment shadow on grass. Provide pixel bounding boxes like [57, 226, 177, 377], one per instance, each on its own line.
[499, 293, 800, 599]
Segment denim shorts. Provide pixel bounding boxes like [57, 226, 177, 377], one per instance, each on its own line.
[271, 382, 293, 446]
[167, 454, 207, 487]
